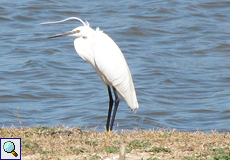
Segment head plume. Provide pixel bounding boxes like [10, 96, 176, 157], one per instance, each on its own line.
[40, 17, 90, 27]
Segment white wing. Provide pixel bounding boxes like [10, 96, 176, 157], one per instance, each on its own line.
[92, 31, 139, 111]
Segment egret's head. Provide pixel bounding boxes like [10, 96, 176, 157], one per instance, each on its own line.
[40, 17, 94, 39]
[48, 26, 94, 39]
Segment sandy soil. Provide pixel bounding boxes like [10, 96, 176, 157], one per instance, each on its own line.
[1, 126, 230, 160]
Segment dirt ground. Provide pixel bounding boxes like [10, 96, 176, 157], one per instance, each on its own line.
[0, 126, 230, 160]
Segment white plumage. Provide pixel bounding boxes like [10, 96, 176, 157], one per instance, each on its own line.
[41, 17, 139, 131]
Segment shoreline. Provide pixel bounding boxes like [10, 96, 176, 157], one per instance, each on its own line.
[1, 126, 230, 159]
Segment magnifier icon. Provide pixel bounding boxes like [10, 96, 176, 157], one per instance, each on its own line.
[3, 141, 18, 157]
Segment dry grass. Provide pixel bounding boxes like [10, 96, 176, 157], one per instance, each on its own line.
[0, 126, 230, 160]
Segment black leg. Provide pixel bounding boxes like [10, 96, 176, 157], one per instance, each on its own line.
[109, 87, 120, 131]
[106, 86, 113, 131]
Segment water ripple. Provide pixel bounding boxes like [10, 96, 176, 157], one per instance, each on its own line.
[0, 0, 230, 132]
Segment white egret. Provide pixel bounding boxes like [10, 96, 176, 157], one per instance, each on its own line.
[41, 17, 139, 131]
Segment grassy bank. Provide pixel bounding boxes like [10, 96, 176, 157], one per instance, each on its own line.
[0, 126, 230, 160]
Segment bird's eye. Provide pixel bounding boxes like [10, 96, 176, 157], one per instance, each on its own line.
[75, 30, 80, 33]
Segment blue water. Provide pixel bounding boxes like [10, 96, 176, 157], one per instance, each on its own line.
[1, 0, 230, 132]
